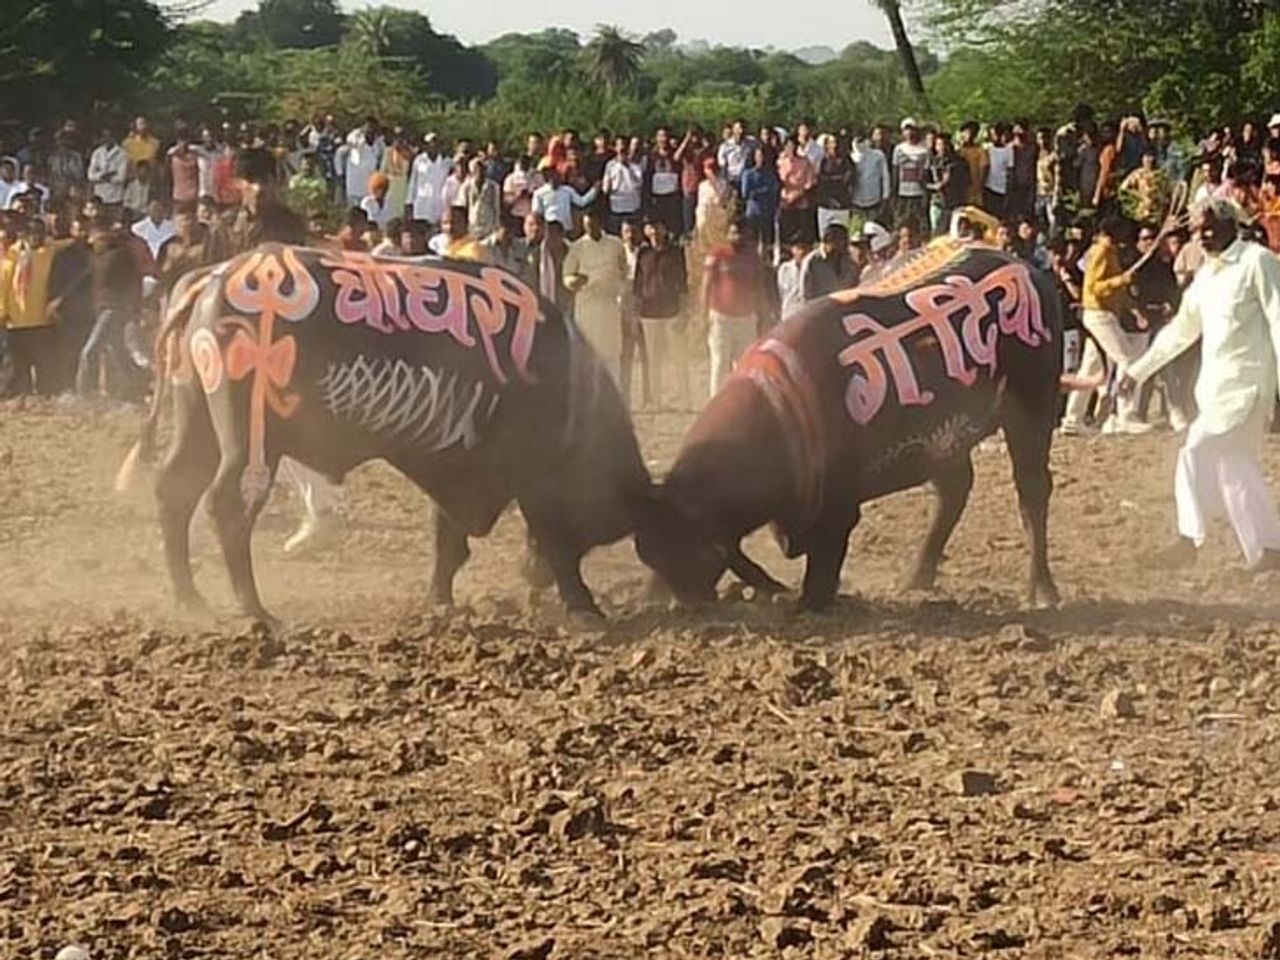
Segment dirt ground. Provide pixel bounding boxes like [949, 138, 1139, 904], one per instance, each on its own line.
[2, 396, 1280, 959]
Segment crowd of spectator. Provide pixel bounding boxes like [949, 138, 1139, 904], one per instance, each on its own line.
[1, 103, 1276, 426]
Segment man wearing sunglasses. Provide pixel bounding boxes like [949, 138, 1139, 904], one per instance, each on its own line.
[1120, 198, 1280, 572]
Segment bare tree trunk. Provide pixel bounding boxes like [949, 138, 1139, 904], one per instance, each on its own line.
[882, 1, 931, 110]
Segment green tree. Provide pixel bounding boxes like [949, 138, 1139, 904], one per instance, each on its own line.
[348, 7, 392, 56]
[236, 0, 343, 49]
[582, 25, 645, 93]
[0, 0, 170, 123]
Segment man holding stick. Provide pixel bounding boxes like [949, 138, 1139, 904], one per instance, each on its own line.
[1120, 197, 1280, 571]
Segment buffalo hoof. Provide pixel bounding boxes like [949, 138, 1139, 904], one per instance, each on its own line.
[744, 575, 789, 597]
[175, 592, 214, 621]
[794, 594, 838, 616]
[565, 603, 606, 627]
[1027, 582, 1061, 610]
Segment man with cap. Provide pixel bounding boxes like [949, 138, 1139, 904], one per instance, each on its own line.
[406, 133, 452, 232]
[1119, 197, 1280, 572]
[850, 129, 891, 231]
[856, 220, 896, 285]
[892, 117, 931, 233]
[1264, 115, 1280, 190]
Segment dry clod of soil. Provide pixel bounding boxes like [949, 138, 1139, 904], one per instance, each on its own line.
[1100, 687, 1138, 720]
[946, 769, 1000, 797]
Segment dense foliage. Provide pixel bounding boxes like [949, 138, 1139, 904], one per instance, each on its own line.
[918, 0, 1280, 133]
[9, 0, 1280, 144]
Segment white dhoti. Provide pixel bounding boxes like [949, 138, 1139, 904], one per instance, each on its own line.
[1175, 404, 1280, 564]
[707, 311, 758, 398]
[1062, 309, 1146, 427]
[639, 316, 691, 409]
[574, 295, 623, 387]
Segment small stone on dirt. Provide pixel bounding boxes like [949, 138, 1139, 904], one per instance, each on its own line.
[1100, 688, 1137, 720]
[845, 914, 895, 950]
[506, 936, 554, 960]
[946, 770, 999, 797]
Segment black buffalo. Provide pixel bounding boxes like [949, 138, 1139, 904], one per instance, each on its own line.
[121, 244, 649, 621]
[637, 242, 1063, 611]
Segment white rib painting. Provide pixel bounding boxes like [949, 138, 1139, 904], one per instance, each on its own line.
[317, 356, 499, 452]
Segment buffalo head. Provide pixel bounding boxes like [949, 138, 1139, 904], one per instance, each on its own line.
[634, 487, 727, 604]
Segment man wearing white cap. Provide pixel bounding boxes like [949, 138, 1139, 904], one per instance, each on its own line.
[892, 118, 931, 232]
[855, 220, 896, 285]
[1120, 198, 1280, 572]
[406, 133, 452, 231]
[1265, 115, 1280, 188]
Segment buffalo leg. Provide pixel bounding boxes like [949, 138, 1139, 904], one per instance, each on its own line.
[727, 543, 789, 595]
[156, 384, 218, 613]
[1005, 401, 1060, 606]
[429, 508, 470, 606]
[798, 509, 858, 612]
[205, 449, 276, 623]
[901, 455, 976, 591]
[519, 498, 601, 616]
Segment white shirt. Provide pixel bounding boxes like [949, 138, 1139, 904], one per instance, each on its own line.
[800, 139, 825, 171]
[892, 142, 930, 199]
[1130, 239, 1280, 436]
[343, 138, 384, 201]
[194, 144, 216, 198]
[5, 181, 49, 212]
[360, 195, 393, 229]
[88, 144, 129, 204]
[777, 258, 806, 320]
[603, 158, 644, 214]
[0, 179, 16, 210]
[406, 152, 452, 223]
[532, 182, 597, 228]
[985, 143, 1014, 195]
[131, 216, 177, 260]
[850, 143, 891, 208]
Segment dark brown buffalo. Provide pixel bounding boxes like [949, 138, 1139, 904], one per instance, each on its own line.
[121, 243, 649, 621]
[636, 242, 1063, 611]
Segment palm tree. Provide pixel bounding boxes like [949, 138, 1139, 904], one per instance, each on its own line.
[349, 6, 392, 57]
[582, 25, 645, 93]
[870, 0, 930, 108]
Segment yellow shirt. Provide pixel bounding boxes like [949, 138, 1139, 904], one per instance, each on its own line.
[123, 133, 159, 166]
[0, 241, 68, 330]
[445, 237, 485, 262]
[1081, 236, 1131, 313]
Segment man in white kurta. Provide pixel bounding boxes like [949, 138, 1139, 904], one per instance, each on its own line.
[405, 134, 452, 229]
[1123, 198, 1280, 570]
[563, 210, 627, 385]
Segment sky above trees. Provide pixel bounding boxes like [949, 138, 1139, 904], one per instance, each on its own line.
[197, 0, 895, 49]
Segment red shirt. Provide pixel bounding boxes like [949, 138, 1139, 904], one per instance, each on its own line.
[705, 245, 761, 317]
[170, 149, 199, 204]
